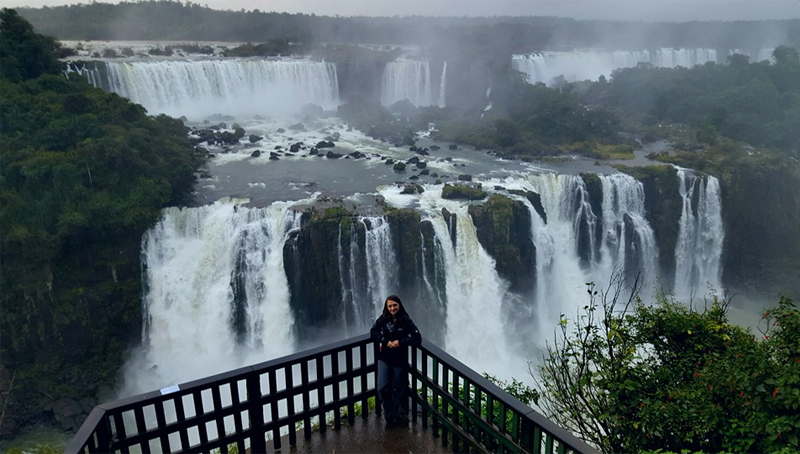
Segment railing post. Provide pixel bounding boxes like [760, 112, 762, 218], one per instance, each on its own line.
[246, 370, 266, 454]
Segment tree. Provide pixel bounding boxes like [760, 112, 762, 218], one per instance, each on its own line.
[773, 45, 800, 65]
[534, 272, 800, 453]
[0, 8, 62, 82]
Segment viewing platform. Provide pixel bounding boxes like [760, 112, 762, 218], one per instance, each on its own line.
[66, 335, 599, 454]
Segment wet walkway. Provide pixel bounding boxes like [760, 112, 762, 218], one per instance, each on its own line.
[277, 414, 450, 454]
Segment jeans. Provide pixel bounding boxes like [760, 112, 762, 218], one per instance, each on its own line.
[377, 359, 408, 423]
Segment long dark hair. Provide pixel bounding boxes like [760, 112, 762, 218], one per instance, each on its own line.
[381, 294, 409, 320]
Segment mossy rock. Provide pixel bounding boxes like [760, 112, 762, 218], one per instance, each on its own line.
[441, 183, 487, 200]
[401, 184, 424, 195]
[468, 194, 535, 294]
[393, 162, 406, 171]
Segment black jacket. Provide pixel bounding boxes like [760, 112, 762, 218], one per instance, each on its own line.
[370, 313, 421, 366]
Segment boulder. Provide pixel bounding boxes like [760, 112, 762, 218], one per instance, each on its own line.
[250, 150, 261, 158]
[316, 140, 336, 148]
[325, 151, 343, 159]
[457, 174, 473, 182]
[53, 398, 84, 432]
[248, 134, 263, 143]
[300, 103, 323, 119]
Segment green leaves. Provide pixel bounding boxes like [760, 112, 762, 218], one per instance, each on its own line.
[536, 277, 800, 453]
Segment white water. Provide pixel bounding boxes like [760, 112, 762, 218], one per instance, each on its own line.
[380, 60, 438, 107]
[437, 62, 447, 108]
[93, 59, 340, 119]
[512, 48, 772, 85]
[122, 199, 301, 396]
[674, 169, 725, 301]
[129, 170, 723, 396]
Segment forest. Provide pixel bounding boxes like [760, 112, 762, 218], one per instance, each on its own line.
[0, 7, 205, 439]
[2, 3, 800, 452]
[16, 1, 800, 51]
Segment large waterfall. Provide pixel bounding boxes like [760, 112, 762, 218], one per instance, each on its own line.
[380, 60, 446, 108]
[76, 59, 340, 118]
[674, 169, 724, 301]
[512, 48, 772, 85]
[126, 171, 724, 396]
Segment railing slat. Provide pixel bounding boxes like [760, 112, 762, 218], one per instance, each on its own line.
[67, 335, 597, 454]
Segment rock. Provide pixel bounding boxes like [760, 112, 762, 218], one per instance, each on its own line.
[53, 398, 84, 431]
[249, 134, 263, 143]
[385, 159, 395, 165]
[325, 151, 343, 159]
[420, 169, 430, 176]
[416, 148, 430, 156]
[457, 174, 473, 182]
[416, 161, 427, 169]
[401, 184, 424, 194]
[407, 156, 420, 165]
[409, 175, 420, 180]
[393, 162, 407, 172]
[274, 145, 283, 150]
[316, 140, 336, 148]
[269, 155, 280, 161]
[250, 150, 261, 158]
[290, 142, 303, 153]
[277, 128, 286, 133]
[309, 148, 318, 156]
[300, 103, 323, 119]
[449, 144, 458, 150]
[430, 145, 441, 151]
[349, 151, 365, 159]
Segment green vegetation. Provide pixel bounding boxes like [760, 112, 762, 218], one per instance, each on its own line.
[0, 8, 204, 434]
[584, 47, 800, 153]
[441, 183, 487, 200]
[536, 274, 800, 453]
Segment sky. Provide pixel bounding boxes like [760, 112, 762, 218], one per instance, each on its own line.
[5, 0, 800, 22]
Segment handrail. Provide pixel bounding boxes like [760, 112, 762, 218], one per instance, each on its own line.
[66, 334, 599, 454]
[66, 334, 376, 454]
[411, 340, 600, 454]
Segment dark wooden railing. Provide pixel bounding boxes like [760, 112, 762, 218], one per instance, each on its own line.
[66, 334, 599, 454]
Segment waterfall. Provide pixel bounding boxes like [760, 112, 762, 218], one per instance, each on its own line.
[130, 171, 723, 395]
[80, 59, 340, 118]
[125, 199, 300, 395]
[380, 60, 434, 107]
[674, 169, 725, 300]
[437, 62, 447, 108]
[512, 48, 720, 85]
[598, 174, 659, 289]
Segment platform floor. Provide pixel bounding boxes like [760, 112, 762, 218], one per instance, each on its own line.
[276, 414, 451, 454]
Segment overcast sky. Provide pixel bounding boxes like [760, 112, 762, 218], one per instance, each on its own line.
[5, 0, 800, 22]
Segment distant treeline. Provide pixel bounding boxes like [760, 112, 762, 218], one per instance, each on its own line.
[16, 1, 800, 52]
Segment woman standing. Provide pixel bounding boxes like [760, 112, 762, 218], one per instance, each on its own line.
[370, 295, 422, 427]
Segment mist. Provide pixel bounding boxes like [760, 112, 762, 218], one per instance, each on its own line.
[8, 0, 800, 21]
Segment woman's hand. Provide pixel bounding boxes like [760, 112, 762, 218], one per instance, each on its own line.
[387, 340, 400, 348]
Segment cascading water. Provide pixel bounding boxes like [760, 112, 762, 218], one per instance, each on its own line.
[437, 62, 447, 108]
[123, 199, 301, 396]
[79, 59, 340, 118]
[674, 169, 725, 300]
[512, 48, 731, 85]
[380, 60, 435, 107]
[130, 168, 722, 396]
